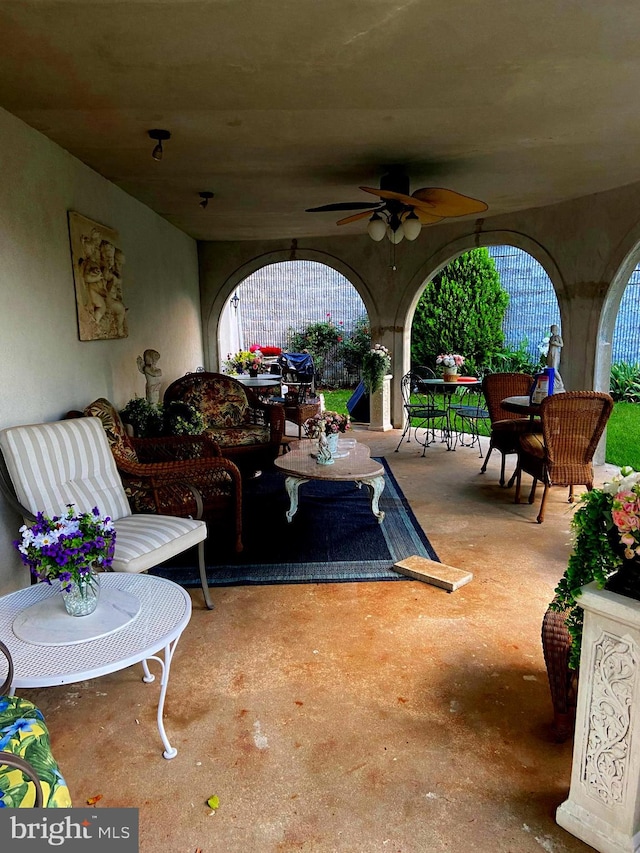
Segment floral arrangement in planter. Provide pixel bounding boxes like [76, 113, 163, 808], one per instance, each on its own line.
[551, 466, 640, 668]
[362, 344, 391, 394]
[304, 410, 351, 438]
[14, 505, 116, 591]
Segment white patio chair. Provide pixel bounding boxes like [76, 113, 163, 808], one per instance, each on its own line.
[0, 417, 213, 609]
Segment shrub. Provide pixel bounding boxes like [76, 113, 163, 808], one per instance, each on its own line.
[339, 314, 371, 372]
[411, 248, 509, 375]
[287, 315, 343, 381]
[482, 339, 544, 376]
[609, 361, 640, 402]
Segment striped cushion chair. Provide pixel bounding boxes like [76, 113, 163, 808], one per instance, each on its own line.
[0, 418, 214, 609]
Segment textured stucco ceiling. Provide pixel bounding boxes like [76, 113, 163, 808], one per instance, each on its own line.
[1, 1, 640, 241]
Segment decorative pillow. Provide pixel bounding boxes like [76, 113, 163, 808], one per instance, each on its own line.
[172, 377, 248, 429]
[84, 398, 139, 464]
[0, 696, 72, 808]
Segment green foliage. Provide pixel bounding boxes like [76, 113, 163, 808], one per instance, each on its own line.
[121, 397, 164, 438]
[609, 361, 640, 402]
[551, 489, 622, 669]
[339, 314, 371, 371]
[121, 398, 204, 437]
[163, 401, 206, 436]
[482, 339, 544, 376]
[411, 248, 509, 375]
[287, 316, 343, 379]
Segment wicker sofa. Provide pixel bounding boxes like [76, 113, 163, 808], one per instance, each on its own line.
[163, 372, 285, 476]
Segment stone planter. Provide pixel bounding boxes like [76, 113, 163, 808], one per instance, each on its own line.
[368, 374, 392, 432]
[556, 582, 640, 853]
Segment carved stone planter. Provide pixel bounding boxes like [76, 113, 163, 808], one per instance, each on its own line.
[556, 582, 640, 853]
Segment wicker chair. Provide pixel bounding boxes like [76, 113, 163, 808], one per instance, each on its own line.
[83, 398, 243, 552]
[163, 372, 285, 476]
[515, 391, 614, 523]
[479, 373, 534, 486]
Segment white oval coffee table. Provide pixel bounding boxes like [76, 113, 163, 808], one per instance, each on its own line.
[0, 573, 191, 759]
[274, 439, 386, 523]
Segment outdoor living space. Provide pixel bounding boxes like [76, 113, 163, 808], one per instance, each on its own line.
[13, 424, 613, 853]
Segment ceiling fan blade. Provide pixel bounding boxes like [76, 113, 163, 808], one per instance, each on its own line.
[414, 210, 445, 225]
[336, 210, 377, 226]
[305, 202, 380, 213]
[411, 188, 488, 217]
[359, 186, 437, 212]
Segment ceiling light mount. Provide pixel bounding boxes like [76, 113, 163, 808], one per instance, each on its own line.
[148, 129, 171, 161]
[198, 191, 215, 209]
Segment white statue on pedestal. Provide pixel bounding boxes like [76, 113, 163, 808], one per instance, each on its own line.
[546, 324, 565, 393]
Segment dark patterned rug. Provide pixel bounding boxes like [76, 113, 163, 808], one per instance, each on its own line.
[151, 457, 439, 586]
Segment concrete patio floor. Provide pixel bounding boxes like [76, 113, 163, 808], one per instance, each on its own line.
[22, 424, 616, 853]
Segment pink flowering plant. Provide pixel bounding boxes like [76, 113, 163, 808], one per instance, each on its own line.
[304, 410, 351, 438]
[14, 505, 116, 591]
[551, 466, 640, 668]
[436, 353, 465, 369]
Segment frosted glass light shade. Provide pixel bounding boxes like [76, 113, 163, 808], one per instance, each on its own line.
[367, 214, 387, 241]
[387, 224, 404, 244]
[403, 212, 422, 241]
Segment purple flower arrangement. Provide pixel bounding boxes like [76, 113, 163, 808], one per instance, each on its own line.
[14, 505, 116, 591]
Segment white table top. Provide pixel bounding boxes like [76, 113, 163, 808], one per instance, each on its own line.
[274, 439, 384, 481]
[0, 573, 191, 689]
[235, 375, 281, 387]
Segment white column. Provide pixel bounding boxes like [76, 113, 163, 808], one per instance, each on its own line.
[368, 374, 393, 431]
[556, 582, 640, 853]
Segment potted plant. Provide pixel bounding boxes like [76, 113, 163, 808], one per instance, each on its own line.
[550, 466, 640, 670]
[120, 396, 164, 437]
[436, 353, 465, 380]
[362, 344, 391, 394]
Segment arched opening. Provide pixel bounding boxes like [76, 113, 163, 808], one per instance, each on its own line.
[218, 260, 368, 388]
[407, 245, 561, 376]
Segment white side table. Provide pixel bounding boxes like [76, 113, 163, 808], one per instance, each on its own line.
[0, 573, 191, 759]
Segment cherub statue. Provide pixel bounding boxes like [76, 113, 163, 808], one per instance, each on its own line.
[137, 349, 162, 404]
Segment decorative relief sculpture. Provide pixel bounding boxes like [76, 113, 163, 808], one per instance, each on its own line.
[68, 211, 128, 340]
[582, 632, 636, 805]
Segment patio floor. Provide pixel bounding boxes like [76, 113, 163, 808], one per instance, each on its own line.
[23, 424, 615, 853]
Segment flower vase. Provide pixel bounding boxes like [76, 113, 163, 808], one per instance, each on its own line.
[443, 367, 458, 381]
[316, 431, 334, 465]
[326, 432, 340, 455]
[61, 568, 100, 616]
[249, 368, 259, 378]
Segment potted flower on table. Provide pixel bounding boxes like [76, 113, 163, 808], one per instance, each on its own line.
[436, 353, 465, 380]
[14, 505, 116, 616]
[304, 410, 351, 464]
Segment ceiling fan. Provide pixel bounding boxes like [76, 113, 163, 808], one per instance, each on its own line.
[305, 166, 488, 243]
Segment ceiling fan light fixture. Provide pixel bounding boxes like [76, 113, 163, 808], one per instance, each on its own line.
[402, 211, 422, 241]
[387, 224, 404, 244]
[367, 213, 387, 241]
[147, 129, 171, 161]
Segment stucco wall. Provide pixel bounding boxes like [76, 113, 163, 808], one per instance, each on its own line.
[0, 108, 204, 594]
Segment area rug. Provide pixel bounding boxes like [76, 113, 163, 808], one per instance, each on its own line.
[151, 457, 439, 586]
